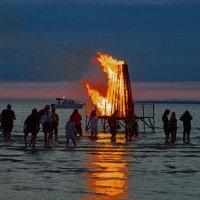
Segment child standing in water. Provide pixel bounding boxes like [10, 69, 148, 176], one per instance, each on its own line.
[65, 115, 76, 147]
[89, 110, 99, 139]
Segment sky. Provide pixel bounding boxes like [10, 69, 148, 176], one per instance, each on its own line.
[0, 0, 200, 100]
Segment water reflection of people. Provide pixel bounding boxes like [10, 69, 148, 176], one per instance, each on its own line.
[180, 110, 193, 144]
[108, 110, 119, 141]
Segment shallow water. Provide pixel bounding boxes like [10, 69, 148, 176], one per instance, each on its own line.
[0, 101, 200, 200]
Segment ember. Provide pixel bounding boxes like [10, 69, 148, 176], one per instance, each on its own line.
[83, 52, 133, 118]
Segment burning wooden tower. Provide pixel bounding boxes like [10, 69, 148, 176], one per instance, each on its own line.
[84, 52, 134, 119]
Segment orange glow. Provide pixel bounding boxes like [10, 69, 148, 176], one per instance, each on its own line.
[81, 133, 134, 200]
[83, 52, 133, 118]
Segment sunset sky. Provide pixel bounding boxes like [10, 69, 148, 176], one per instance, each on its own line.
[0, 0, 200, 100]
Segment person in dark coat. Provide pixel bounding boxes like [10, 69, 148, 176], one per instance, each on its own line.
[23, 108, 39, 149]
[169, 111, 177, 143]
[162, 109, 170, 143]
[1, 104, 16, 140]
[72, 109, 82, 136]
[180, 110, 193, 144]
[50, 107, 59, 140]
[124, 109, 138, 141]
[108, 110, 119, 141]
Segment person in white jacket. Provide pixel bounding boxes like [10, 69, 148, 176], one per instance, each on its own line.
[89, 110, 99, 139]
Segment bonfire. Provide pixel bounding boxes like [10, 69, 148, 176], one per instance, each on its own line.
[83, 52, 133, 118]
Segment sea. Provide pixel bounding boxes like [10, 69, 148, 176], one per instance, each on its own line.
[0, 100, 200, 200]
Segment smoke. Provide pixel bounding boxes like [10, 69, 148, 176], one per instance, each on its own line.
[36, 44, 97, 82]
[0, 33, 97, 81]
[0, 5, 97, 82]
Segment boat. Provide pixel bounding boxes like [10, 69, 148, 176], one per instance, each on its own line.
[54, 98, 85, 109]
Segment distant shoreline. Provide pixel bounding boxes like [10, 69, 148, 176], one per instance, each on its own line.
[135, 100, 200, 105]
[0, 98, 200, 105]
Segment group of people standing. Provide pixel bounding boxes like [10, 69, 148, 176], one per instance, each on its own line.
[0, 104, 84, 149]
[87, 109, 138, 142]
[162, 109, 193, 144]
[26, 106, 83, 148]
[23, 104, 60, 149]
[1, 103, 194, 149]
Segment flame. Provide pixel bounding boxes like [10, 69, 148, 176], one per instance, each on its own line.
[84, 52, 133, 117]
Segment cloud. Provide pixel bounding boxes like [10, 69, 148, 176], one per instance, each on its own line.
[0, 42, 96, 82]
[0, 3, 97, 82]
[0, 6, 96, 82]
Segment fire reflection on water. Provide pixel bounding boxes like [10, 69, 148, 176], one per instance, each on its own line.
[81, 133, 134, 200]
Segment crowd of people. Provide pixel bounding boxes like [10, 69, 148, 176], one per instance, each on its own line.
[0, 104, 84, 150]
[0, 104, 194, 150]
[0, 104, 139, 148]
[87, 109, 139, 141]
[162, 109, 193, 144]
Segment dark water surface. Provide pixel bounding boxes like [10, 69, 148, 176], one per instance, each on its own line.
[0, 101, 200, 200]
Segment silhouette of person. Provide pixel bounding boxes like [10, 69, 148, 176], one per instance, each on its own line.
[180, 110, 193, 144]
[50, 107, 59, 140]
[125, 109, 138, 141]
[40, 105, 53, 146]
[1, 104, 16, 140]
[162, 109, 170, 143]
[0, 113, 2, 133]
[72, 109, 82, 136]
[23, 108, 39, 149]
[89, 110, 99, 139]
[65, 115, 76, 147]
[169, 111, 177, 144]
[108, 110, 119, 141]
